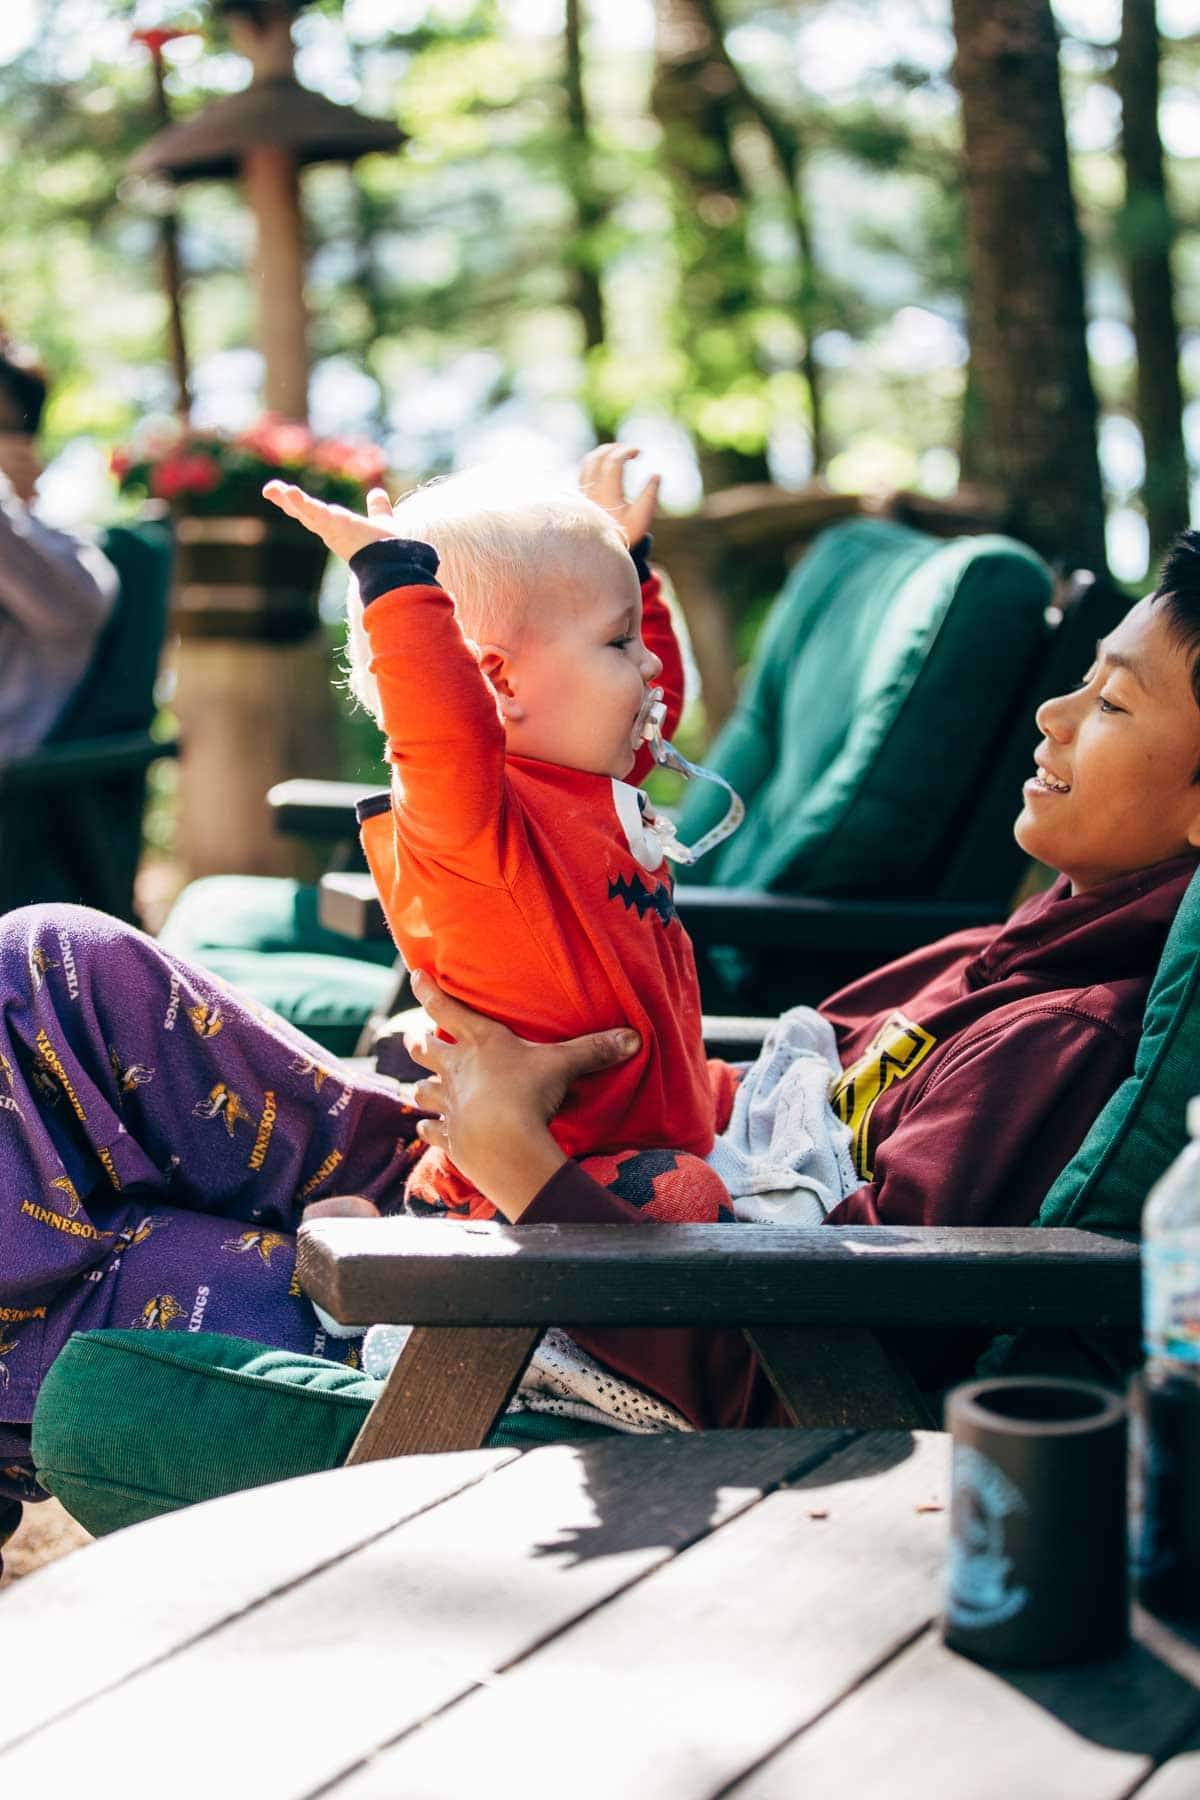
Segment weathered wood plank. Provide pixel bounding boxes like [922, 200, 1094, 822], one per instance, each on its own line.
[748, 1324, 937, 1429]
[330, 1430, 949, 1800]
[346, 1325, 539, 1461]
[731, 1610, 1200, 1800]
[298, 1218, 1138, 1332]
[0, 1431, 841, 1799]
[0, 1448, 516, 1752]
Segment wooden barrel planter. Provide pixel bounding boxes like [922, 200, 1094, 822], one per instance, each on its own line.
[171, 512, 328, 642]
[167, 509, 343, 880]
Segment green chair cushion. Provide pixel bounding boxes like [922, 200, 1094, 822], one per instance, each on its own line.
[164, 945, 401, 1057]
[677, 517, 1052, 895]
[159, 878, 401, 1054]
[1038, 863, 1200, 1235]
[31, 1329, 615, 1537]
[160, 875, 399, 966]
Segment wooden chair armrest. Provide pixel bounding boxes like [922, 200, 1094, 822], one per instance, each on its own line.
[297, 1220, 1137, 1456]
[297, 1218, 1139, 1334]
[676, 887, 1005, 952]
[268, 778, 377, 839]
[0, 731, 177, 794]
[315, 868, 1003, 959]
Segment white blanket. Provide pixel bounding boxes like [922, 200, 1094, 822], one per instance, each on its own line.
[706, 1005, 859, 1225]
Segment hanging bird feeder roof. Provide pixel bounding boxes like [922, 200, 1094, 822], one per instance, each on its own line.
[130, 75, 405, 183]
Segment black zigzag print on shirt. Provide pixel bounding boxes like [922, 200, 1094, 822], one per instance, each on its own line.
[607, 870, 677, 927]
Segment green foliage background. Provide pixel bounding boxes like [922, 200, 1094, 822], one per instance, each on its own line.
[5, 0, 1193, 553]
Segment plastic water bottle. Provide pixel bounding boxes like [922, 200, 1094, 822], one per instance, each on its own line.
[1135, 1097, 1200, 1616]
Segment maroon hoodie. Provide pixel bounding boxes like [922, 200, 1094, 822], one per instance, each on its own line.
[524, 854, 1197, 1427]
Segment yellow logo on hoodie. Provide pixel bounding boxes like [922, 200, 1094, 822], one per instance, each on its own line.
[830, 1010, 935, 1179]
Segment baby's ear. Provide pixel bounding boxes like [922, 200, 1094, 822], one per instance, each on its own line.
[477, 645, 524, 717]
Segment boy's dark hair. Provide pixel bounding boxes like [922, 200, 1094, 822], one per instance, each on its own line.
[1153, 531, 1200, 776]
[0, 336, 48, 435]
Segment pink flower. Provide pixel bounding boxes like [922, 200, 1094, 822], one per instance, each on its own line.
[112, 414, 386, 508]
[238, 415, 314, 465]
[312, 439, 388, 484]
[150, 453, 221, 500]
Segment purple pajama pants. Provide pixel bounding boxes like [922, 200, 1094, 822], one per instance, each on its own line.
[0, 904, 425, 1505]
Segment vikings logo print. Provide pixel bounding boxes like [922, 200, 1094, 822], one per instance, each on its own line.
[29, 1054, 60, 1107]
[0, 1050, 20, 1118]
[111, 1215, 169, 1260]
[49, 1174, 83, 1219]
[28, 945, 58, 991]
[221, 1229, 289, 1266]
[188, 1001, 224, 1039]
[0, 1331, 18, 1389]
[289, 1054, 329, 1092]
[108, 1045, 156, 1100]
[137, 1294, 186, 1331]
[192, 1083, 256, 1137]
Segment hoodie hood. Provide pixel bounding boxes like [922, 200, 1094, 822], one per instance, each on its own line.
[965, 854, 1200, 990]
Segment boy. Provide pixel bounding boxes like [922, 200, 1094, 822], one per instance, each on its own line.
[265, 446, 738, 1224]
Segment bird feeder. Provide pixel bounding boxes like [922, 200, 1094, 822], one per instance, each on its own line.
[127, 3, 406, 884]
[131, 3, 405, 419]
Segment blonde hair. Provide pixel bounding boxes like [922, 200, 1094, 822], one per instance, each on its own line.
[345, 467, 628, 724]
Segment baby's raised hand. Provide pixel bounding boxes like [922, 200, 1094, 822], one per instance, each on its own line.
[262, 480, 398, 563]
[579, 442, 661, 546]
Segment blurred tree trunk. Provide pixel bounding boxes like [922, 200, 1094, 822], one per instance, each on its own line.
[951, 0, 1108, 575]
[652, 0, 769, 490]
[1116, 0, 1189, 563]
[563, 0, 607, 435]
[691, 0, 826, 475]
[564, 0, 605, 355]
[226, 1, 310, 419]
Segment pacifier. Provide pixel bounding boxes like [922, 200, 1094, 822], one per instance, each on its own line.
[633, 686, 667, 748]
[637, 686, 744, 865]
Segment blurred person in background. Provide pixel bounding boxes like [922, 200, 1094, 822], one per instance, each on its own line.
[0, 333, 117, 764]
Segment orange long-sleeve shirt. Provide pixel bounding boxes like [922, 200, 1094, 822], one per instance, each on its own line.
[349, 538, 715, 1217]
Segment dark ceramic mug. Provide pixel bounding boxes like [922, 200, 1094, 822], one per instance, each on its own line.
[943, 1376, 1128, 1668]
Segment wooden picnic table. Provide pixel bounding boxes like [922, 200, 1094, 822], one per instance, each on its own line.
[2, 1428, 1199, 1798]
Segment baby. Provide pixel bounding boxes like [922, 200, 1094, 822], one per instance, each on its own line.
[266, 446, 738, 1223]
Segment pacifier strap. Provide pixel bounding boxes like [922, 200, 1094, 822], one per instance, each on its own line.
[650, 741, 745, 864]
[638, 688, 744, 865]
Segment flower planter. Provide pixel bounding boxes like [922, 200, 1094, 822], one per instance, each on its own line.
[172, 513, 329, 642]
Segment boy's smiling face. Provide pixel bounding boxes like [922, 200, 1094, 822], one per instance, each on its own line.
[1014, 597, 1200, 892]
[485, 539, 663, 779]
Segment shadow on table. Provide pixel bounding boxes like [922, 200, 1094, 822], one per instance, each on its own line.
[988, 1612, 1200, 1757]
[530, 1427, 917, 1566]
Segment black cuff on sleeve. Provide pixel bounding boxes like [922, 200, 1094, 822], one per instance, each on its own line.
[349, 538, 441, 606]
[630, 535, 654, 584]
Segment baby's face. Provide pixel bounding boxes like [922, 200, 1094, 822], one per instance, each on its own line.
[501, 540, 662, 779]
